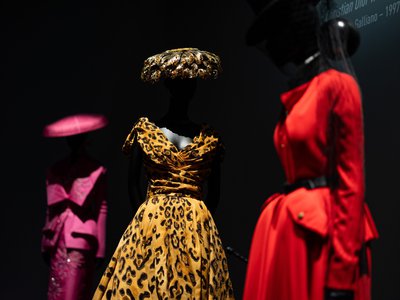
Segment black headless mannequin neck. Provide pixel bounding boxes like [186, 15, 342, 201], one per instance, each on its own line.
[259, 1, 328, 89]
[287, 55, 330, 89]
[66, 133, 88, 163]
[157, 79, 201, 140]
[286, 17, 361, 89]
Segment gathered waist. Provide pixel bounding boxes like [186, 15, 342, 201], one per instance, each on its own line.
[147, 187, 203, 200]
[147, 191, 203, 201]
[147, 179, 203, 197]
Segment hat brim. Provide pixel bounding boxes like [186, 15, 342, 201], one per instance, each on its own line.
[43, 114, 108, 138]
[141, 48, 222, 83]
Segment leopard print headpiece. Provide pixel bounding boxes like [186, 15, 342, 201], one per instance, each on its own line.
[140, 48, 222, 83]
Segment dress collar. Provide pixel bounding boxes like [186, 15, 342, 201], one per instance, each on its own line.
[280, 80, 311, 111]
[280, 68, 334, 111]
[281, 57, 331, 111]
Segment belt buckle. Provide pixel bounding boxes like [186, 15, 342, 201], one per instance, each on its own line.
[305, 179, 315, 189]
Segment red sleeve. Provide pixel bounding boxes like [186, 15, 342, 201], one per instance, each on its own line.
[326, 74, 365, 290]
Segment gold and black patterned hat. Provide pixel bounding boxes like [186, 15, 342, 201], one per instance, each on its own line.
[140, 48, 222, 83]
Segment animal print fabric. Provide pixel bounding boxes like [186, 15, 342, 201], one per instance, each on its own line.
[93, 117, 234, 300]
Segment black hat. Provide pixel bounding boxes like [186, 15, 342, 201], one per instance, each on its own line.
[246, 0, 320, 45]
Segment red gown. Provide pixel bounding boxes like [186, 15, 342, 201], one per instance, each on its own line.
[243, 69, 378, 300]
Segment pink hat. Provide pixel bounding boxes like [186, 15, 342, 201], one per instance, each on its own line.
[43, 114, 108, 137]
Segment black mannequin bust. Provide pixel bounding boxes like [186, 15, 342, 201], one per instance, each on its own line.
[259, 12, 360, 89]
[157, 78, 202, 147]
[66, 133, 88, 162]
[128, 78, 221, 214]
[256, 1, 329, 88]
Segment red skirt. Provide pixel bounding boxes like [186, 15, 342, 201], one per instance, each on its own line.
[243, 189, 376, 300]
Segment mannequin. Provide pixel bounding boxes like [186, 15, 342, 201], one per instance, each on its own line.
[255, 1, 326, 87]
[66, 133, 88, 162]
[243, 1, 378, 300]
[159, 78, 201, 141]
[93, 48, 233, 300]
[128, 78, 221, 214]
[42, 114, 108, 300]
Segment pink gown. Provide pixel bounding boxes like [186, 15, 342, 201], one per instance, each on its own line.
[42, 155, 107, 300]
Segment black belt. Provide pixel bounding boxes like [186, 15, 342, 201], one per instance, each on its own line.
[282, 176, 329, 194]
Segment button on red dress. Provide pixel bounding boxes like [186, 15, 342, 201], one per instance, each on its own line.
[243, 69, 378, 300]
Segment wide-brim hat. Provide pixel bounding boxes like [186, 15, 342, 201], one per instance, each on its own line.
[43, 114, 108, 137]
[246, 0, 320, 45]
[140, 48, 222, 83]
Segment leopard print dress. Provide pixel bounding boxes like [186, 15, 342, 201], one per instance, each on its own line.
[93, 117, 234, 300]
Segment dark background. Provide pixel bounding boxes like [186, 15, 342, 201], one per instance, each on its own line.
[1, 0, 399, 299]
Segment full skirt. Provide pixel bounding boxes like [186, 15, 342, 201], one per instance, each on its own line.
[93, 194, 234, 300]
[243, 193, 373, 300]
